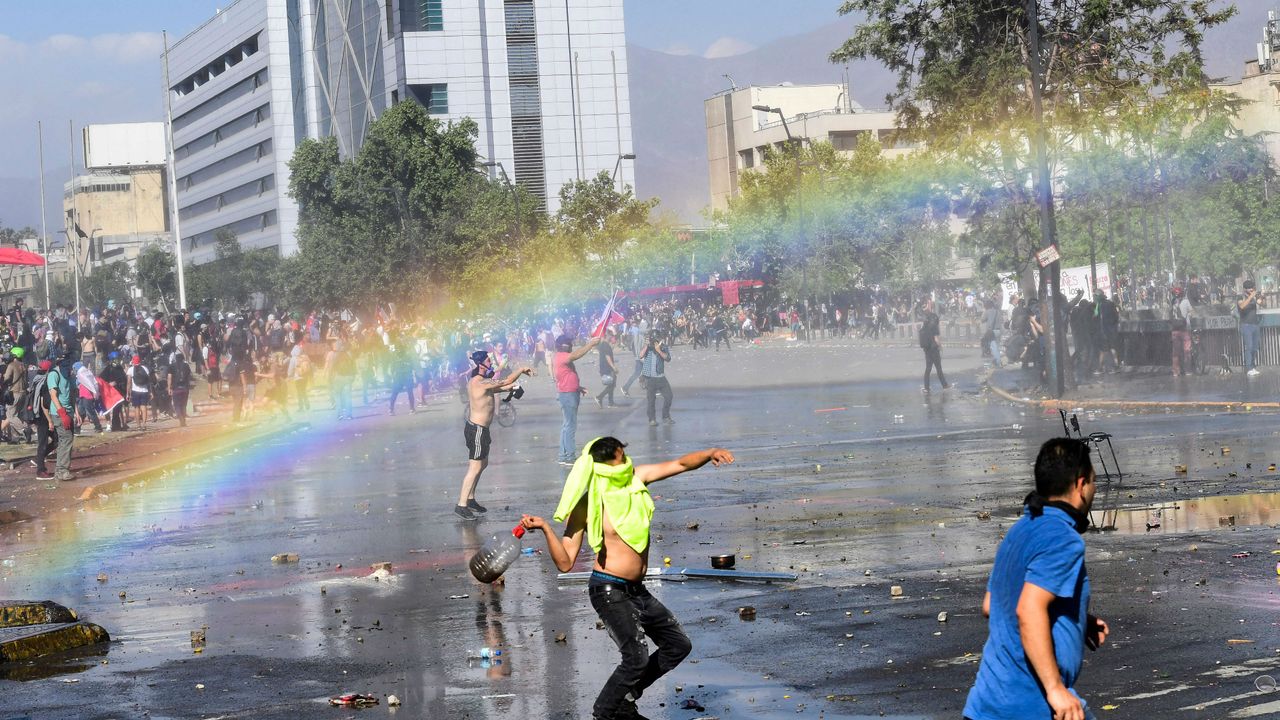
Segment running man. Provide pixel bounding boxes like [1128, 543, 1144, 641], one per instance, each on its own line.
[454, 350, 533, 520]
[521, 437, 735, 720]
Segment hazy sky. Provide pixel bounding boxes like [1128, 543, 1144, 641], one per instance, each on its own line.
[0, 1, 842, 178]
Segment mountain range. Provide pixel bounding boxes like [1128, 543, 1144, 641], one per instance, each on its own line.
[627, 5, 1268, 224]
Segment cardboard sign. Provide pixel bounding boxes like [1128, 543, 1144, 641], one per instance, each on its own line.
[1035, 245, 1061, 268]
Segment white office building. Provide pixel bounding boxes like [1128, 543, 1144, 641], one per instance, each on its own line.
[168, 0, 633, 264]
[705, 84, 916, 212]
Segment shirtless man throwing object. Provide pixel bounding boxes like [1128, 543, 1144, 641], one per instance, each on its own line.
[455, 350, 533, 520]
[522, 437, 735, 719]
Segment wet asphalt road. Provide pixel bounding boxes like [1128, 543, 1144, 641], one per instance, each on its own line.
[2, 340, 1280, 719]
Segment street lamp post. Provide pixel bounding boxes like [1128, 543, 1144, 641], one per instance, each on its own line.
[610, 153, 636, 190]
[752, 104, 811, 341]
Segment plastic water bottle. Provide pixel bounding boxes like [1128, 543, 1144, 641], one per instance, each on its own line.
[469, 647, 503, 660]
[468, 524, 526, 583]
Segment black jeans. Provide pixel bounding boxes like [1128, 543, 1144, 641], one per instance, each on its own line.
[34, 418, 53, 472]
[923, 345, 947, 390]
[596, 377, 617, 406]
[589, 579, 691, 719]
[644, 376, 673, 421]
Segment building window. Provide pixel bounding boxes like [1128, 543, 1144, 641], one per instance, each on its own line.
[408, 84, 448, 115]
[738, 149, 754, 169]
[504, 0, 547, 208]
[830, 130, 871, 152]
[401, 0, 443, 32]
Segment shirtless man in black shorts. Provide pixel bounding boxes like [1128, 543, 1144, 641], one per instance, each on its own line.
[455, 350, 533, 520]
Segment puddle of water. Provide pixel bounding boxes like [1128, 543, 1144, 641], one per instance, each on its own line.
[1105, 491, 1280, 535]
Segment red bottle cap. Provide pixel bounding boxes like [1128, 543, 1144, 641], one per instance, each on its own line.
[511, 524, 526, 539]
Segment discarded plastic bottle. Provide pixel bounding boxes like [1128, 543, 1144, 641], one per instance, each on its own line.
[468, 524, 526, 583]
[469, 647, 503, 660]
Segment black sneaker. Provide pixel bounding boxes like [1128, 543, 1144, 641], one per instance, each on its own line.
[36, 470, 53, 480]
[615, 699, 651, 720]
[454, 504, 477, 520]
[466, 499, 488, 514]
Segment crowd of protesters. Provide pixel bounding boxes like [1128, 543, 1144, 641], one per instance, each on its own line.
[1, 267, 1265, 482]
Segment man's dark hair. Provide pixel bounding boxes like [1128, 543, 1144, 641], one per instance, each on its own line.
[1243, 279, 1256, 290]
[1033, 438, 1094, 498]
[555, 334, 573, 350]
[589, 436, 628, 463]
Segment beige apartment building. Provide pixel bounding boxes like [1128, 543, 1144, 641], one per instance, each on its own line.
[1210, 32, 1280, 167]
[63, 167, 169, 270]
[705, 83, 916, 212]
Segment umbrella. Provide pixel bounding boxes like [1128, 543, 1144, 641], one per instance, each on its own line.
[0, 248, 45, 266]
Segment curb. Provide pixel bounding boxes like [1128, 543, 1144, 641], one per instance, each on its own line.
[0, 621, 110, 663]
[72, 421, 311, 504]
[0, 601, 77, 628]
[984, 381, 1280, 412]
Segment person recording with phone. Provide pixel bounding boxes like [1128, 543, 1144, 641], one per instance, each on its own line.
[639, 332, 673, 426]
[1238, 280, 1265, 377]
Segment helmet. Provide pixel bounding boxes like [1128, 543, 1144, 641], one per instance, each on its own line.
[9, 347, 23, 359]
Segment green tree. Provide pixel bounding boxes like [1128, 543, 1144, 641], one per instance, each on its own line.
[288, 102, 513, 309]
[135, 242, 177, 306]
[831, 0, 1236, 275]
[82, 261, 133, 308]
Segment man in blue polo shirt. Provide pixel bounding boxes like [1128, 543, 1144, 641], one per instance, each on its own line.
[964, 438, 1109, 720]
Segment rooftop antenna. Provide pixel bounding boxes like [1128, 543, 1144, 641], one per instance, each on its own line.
[722, 74, 737, 90]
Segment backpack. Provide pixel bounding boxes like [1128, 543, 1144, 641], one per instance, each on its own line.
[171, 361, 192, 389]
[132, 364, 150, 389]
[25, 371, 49, 422]
[228, 328, 249, 360]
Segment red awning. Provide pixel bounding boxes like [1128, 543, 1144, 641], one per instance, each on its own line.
[0, 248, 46, 266]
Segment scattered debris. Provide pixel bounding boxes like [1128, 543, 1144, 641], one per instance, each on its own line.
[680, 698, 706, 712]
[448, 594, 469, 600]
[686, 522, 699, 531]
[329, 694, 379, 707]
[554, 632, 567, 643]
[1174, 464, 1188, 474]
[976, 511, 992, 521]
[937, 611, 948, 623]
[890, 585, 903, 597]
[1232, 552, 1251, 559]
[1227, 639, 1255, 645]
[1219, 516, 1236, 527]
[96, 573, 108, 583]
[738, 606, 756, 621]
[370, 561, 392, 573]
[271, 553, 299, 564]
[387, 694, 402, 706]
[190, 629, 206, 649]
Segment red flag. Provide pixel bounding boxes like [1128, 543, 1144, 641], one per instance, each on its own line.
[591, 292, 624, 338]
[100, 382, 125, 415]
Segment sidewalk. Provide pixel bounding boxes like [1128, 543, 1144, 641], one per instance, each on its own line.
[0, 391, 306, 526]
[986, 362, 1280, 411]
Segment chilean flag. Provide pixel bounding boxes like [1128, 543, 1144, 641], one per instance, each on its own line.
[591, 291, 625, 338]
[100, 382, 126, 415]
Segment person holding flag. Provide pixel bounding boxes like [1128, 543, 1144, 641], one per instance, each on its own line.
[554, 333, 601, 466]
